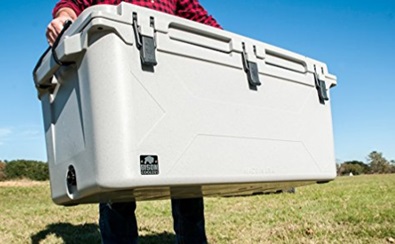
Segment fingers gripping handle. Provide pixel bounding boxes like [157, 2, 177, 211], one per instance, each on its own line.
[52, 20, 73, 66]
[33, 20, 74, 91]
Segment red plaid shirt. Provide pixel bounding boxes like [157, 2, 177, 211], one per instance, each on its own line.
[53, 0, 221, 28]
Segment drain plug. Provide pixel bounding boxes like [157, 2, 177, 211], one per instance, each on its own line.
[66, 165, 77, 195]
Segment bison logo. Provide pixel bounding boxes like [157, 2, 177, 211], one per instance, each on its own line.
[143, 156, 155, 165]
[140, 155, 159, 175]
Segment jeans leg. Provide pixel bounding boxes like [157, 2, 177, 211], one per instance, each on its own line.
[171, 197, 207, 244]
[99, 202, 139, 244]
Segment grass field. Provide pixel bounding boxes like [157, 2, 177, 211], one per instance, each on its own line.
[0, 175, 394, 244]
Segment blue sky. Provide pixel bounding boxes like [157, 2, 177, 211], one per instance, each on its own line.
[0, 0, 394, 163]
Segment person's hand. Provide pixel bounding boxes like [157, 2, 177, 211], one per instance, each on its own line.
[46, 8, 77, 46]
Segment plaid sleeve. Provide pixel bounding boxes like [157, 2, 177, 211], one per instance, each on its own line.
[176, 0, 222, 29]
[52, 0, 92, 18]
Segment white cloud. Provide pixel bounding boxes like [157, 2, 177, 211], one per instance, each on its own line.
[0, 126, 46, 160]
[0, 126, 43, 146]
[0, 128, 12, 136]
[19, 129, 41, 139]
[0, 128, 12, 146]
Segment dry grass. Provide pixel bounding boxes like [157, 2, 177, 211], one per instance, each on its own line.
[0, 179, 47, 187]
[0, 175, 394, 243]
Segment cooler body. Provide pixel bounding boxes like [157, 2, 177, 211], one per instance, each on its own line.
[33, 3, 337, 205]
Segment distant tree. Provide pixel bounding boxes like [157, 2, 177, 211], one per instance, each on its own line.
[0, 161, 6, 181]
[336, 163, 343, 175]
[337, 160, 369, 176]
[344, 160, 370, 175]
[4, 160, 49, 181]
[367, 151, 390, 174]
[390, 160, 395, 173]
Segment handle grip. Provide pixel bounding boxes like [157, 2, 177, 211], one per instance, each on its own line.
[52, 20, 73, 66]
[33, 20, 73, 90]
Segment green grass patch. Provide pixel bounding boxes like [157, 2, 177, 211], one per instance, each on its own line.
[0, 175, 394, 243]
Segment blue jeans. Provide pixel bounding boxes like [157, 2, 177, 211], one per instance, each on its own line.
[99, 197, 207, 244]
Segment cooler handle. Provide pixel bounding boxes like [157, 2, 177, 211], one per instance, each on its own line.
[51, 20, 73, 66]
[33, 20, 73, 90]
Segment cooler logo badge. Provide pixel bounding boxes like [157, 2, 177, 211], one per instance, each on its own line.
[140, 155, 159, 175]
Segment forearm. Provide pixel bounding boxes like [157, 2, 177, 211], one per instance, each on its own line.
[55, 7, 77, 21]
[52, 0, 87, 18]
[46, 7, 77, 45]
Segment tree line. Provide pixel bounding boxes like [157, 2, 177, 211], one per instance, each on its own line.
[337, 151, 395, 176]
[1, 151, 394, 181]
[0, 160, 49, 181]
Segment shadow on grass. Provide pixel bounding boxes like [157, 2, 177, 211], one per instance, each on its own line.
[31, 223, 101, 244]
[31, 222, 175, 244]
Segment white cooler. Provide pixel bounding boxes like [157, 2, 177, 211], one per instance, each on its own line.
[33, 3, 337, 205]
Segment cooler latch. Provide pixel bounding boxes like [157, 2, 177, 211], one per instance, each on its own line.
[314, 66, 329, 104]
[133, 13, 157, 67]
[242, 43, 261, 90]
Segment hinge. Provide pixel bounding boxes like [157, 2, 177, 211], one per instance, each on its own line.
[314, 65, 329, 104]
[242, 43, 261, 90]
[133, 13, 157, 67]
